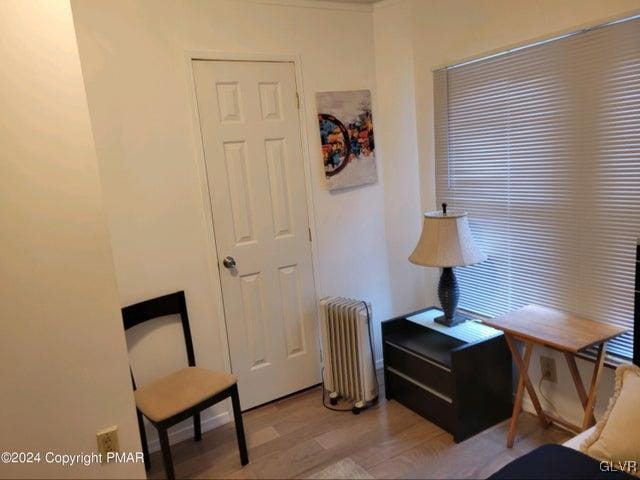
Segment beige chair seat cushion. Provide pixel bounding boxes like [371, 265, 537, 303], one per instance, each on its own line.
[135, 367, 236, 422]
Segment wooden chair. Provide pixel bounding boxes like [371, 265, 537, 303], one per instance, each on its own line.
[122, 291, 248, 479]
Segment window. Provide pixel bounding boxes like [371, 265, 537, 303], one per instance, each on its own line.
[434, 17, 640, 360]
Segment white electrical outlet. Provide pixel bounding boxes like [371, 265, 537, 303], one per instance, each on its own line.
[540, 356, 557, 383]
[96, 426, 119, 462]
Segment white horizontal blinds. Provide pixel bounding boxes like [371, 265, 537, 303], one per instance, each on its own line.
[434, 18, 640, 359]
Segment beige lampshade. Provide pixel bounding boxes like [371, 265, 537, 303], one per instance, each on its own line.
[409, 209, 487, 267]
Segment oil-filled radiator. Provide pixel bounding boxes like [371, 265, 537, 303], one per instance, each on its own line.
[319, 297, 378, 413]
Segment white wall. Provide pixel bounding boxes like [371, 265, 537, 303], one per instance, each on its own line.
[373, 0, 434, 315]
[375, 0, 640, 426]
[0, 1, 144, 478]
[71, 0, 394, 447]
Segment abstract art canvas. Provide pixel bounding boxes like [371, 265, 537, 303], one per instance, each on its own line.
[316, 90, 377, 191]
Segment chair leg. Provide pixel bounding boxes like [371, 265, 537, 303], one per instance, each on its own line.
[231, 385, 249, 466]
[158, 427, 175, 480]
[193, 412, 202, 441]
[136, 409, 150, 471]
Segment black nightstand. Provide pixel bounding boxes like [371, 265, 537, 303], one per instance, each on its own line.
[382, 306, 512, 442]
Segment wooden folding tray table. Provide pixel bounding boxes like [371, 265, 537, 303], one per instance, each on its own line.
[484, 304, 628, 448]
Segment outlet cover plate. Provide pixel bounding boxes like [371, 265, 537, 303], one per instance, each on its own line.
[96, 425, 119, 462]
[540, 356, 557, 383]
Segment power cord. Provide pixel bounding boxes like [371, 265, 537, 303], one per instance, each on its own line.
[538, 371, 557, 414]
[362, 301, 381, 404]
[320, 301, 380, 412]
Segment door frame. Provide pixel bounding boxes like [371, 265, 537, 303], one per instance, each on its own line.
[183, 51, 322, 383]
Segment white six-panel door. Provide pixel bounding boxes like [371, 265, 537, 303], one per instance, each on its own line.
[193, 60, 320, 409]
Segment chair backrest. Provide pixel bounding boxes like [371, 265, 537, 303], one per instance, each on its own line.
[121, 291, 196, 372]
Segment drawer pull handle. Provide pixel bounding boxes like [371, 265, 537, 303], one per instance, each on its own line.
[387, 367, 453, 404]
[385, 341, 452, 373]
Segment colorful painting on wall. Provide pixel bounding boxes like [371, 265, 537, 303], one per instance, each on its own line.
[316, 90, 377, 191]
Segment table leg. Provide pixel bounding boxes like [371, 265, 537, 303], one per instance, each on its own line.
[507, 342, 533, 448]
[582, 342, 607, 430]
[504, 334, 550, 447]
[564, 351, 595, 426]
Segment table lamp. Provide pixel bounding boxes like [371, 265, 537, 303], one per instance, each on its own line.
[409, 203, 487, 327]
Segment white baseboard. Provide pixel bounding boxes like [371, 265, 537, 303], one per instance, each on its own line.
[520, 396, 583, 432]
[145, 410, 231, 453]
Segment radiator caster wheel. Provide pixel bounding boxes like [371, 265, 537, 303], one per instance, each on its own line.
[330, 397, 338, 406]
[351, 406, 361, 415]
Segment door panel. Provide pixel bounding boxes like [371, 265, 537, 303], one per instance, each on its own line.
[193, 60, 320, 409]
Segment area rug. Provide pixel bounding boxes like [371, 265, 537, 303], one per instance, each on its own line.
[308, 458, 373, 479]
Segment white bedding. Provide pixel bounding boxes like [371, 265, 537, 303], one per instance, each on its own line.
[563, 426, 595, 451]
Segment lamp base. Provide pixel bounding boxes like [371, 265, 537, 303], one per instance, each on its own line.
[434, 312, 471, 328]
[438, 266, 461, 324]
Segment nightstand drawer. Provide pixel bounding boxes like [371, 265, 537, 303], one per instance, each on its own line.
[384, 340, 454, 398]
[386, 369, 454, 433]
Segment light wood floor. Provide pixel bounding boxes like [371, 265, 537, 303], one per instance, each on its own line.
[147, 382, 570, 479]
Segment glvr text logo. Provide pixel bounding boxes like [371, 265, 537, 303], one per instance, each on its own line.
[600, 460, 637, 473]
